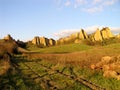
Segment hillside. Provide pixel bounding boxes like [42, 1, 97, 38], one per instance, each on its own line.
[28, 27, 120, 47]
[0, 27, 120, 90]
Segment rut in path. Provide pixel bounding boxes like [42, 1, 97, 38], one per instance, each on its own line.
[17, 57, 106, 90]
[38, 63, 106, 90]
[11, 56, 106, 90]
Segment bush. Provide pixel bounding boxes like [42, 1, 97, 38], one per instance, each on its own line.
[16, 40, 26, 48]
[0, 40, 18, 56]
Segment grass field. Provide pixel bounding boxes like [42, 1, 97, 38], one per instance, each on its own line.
[1, 55, 120, 90]
[27, 43, 120, 55]
[27, 43, 93, 53]
[1, 43, 120, 90]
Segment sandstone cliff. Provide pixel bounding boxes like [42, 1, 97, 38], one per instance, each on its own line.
[101, 27, 114, 39]
[31, 27, 116, 46]
[89, 27, 114, 42]
[57, 29, 88, 44]
[79, 29, 88, 39]
[32, 36, 56, 47]
[90, 29, 103, 41]
[116, 34, 120, 38]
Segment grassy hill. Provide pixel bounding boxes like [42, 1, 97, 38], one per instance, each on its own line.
[27, 43, 93, 53]
[1, 41, 120, 90]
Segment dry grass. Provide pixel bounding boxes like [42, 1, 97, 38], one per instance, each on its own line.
[23, 52, 105, 68]
[0, 57, 10, 76]
[23, 43, 120, 68]
[0, 40, 18, 55]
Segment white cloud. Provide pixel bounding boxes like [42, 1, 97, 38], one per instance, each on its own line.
[102, 0, 118, 6]
[93, 0, 103, 5]
[54, 29, 79, 38]
[83, 6, 103, 14]
[74, 0, 87, 8]
[54, 0, 119, 14]
[83, 0, 119, 13]
[110, 27, 120, 33]
[53, 26, 120, 38]
[84, 25, 120, 34]
[64, 0, 71, 7]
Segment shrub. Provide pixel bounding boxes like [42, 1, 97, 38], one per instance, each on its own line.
[0, 40, 18, 56]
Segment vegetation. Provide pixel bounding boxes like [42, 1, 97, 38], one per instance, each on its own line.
[0, 39, 18, 55]
[1, 55, 120, 90]
[27, 43, 93, 53]
[84, 37, 120, 46]
[1, 38, 120, 90]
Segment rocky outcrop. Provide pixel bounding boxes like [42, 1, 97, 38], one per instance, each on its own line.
[94, 29, 103, 41]
[79, 29, 88, 39]
[89, 27, 114, 41]
[116, 34, 120, 38]
[101, 27, 114, 39]
[49, 39, 56, 46]
[90, 55, 120, 80]
[90, 29, 103, 41]
[57, 29, 88, 45]
[32, 27, 116, 46]
[4, 34, 13, 41]
[32, 36, 56, 47]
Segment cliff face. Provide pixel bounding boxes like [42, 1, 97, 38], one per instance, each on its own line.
[101, 27, 114, 39]
[32, 37, 56, 47]
[89, 27, 114, 42]
[79, 29, 88, 40]
[31, 27, 118, 47]
[90, 29, 103, 42]
[56, 29, 88, 45]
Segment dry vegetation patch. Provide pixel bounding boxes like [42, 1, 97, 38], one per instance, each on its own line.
[91, 55, 120, 80]
[0, 54, 11, 75]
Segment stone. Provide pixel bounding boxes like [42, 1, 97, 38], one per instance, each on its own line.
[74, 39, 82, 44]
[116, 34, 120, 38]
[32, 36, 56, 47]
[79, 29, 88, 39]
[32, 36, 40, 45]
[103, 70, 117, 78]
[4, 34, 13, 41]
[49, 39, 56, 46]
[93, 29, 103, 41]
[70, 32, 79, 39]
[101, 27, 114, 39]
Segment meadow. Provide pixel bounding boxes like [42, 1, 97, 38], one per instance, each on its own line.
[1, 43, 120, 90]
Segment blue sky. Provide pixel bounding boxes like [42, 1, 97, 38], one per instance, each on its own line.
[0, 0, 120, 41]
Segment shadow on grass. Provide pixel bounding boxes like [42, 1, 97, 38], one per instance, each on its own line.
[0, 56, 43, 90]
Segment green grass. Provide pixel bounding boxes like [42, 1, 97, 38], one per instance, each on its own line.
[1, 42, 120, 89]
[1, 55, 120, 90]
[27, 43, 93, 53]
[103, 43, 120, 49]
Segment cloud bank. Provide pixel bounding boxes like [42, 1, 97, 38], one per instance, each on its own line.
[54, 25, 120, 38]
[54, 0, 119, 13]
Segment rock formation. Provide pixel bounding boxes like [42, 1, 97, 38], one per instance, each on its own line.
[101, 27, 114, 39]
[57, 29, 88, 45]
[79, 29, 88, 39]
[90, 55, 120, 80]
[70, 32, 79, 40]
[4, 34, 13, 41]
[49, 39, 56, 46]
[116, 34, 120, 38]
[32, 27, 116, 46]
[89, 27, 114, 41]
[32, 36, 56, 47]
[90, 29, 103, 41]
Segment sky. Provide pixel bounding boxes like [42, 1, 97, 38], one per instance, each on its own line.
[0, 0, 120, 41]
